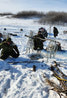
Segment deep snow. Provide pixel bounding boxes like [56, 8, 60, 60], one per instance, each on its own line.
[0, 16, 67, 98]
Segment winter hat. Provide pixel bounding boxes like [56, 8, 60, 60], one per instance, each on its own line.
[6, 37, 11, 42]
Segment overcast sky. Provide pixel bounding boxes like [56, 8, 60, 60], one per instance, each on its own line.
[0, 0, 67, 13]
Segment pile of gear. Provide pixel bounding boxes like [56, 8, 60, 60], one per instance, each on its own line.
[43, 61, 67, 98]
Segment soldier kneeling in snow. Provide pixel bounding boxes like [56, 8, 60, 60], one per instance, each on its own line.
[0, 37, 19, 60]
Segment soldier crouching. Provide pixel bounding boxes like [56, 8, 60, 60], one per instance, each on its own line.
[0, 37, 19, 60]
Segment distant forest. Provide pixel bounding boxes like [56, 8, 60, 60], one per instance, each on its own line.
[12, 11, 45, 18]
[0, 11, 67, 25]
[0, 12, 13, 16]
[39, 11, 67, 25]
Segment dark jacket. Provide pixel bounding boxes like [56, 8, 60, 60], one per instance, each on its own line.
[33, 34, 45, 50]
[53, 27, 59, 37]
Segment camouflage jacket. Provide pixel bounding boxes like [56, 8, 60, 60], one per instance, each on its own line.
[0, 41, 19, 55]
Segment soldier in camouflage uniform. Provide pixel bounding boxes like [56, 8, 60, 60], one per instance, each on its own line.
[33, 31, 45, 50]
[0, 37, 19, 60]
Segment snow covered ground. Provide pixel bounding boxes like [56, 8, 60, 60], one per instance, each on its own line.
[0, 16, 67, 98]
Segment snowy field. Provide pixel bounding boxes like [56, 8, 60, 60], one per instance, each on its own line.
[0, 16, 67, 98]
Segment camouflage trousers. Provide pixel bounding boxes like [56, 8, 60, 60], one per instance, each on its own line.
[0, 50, 19, 60]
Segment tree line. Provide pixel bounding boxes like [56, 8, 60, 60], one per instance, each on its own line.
[0, 11, 67, 25]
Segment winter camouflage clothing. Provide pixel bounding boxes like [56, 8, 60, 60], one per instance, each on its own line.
[0, 38, 19, 60]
